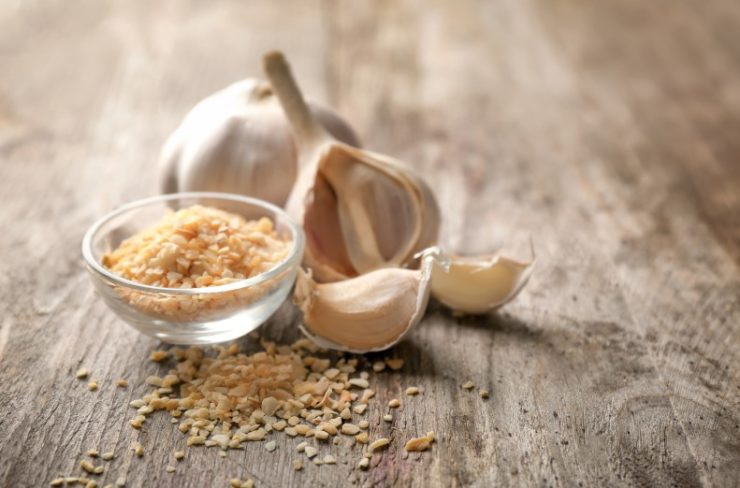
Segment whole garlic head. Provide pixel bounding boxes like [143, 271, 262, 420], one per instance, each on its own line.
[159, 79, 360, 207]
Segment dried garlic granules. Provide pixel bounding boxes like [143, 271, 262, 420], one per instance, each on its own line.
[405, 431, 436, 452]
[125, 340, 388, 463]
[102, 205, 291, 289]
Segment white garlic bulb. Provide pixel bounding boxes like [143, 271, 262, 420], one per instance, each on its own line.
[263, 51, 440, 282]
[159, 79, 360, 207]
[294, 250, 435, 352]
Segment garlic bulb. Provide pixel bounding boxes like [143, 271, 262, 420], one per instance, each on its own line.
[293, 251, 435, 353]
[159, 78, 360, 207]
[263, 51, 440, 282]
[428, 245, 535, 314]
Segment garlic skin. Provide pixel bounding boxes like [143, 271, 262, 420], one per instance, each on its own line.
[263, 52, 440, 282]
[293, 252, 435, 353]
[159, 79, 360, 207]
[428, 245, 535, 314]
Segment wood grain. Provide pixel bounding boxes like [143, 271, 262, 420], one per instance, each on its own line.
[1, 0, 738, 487]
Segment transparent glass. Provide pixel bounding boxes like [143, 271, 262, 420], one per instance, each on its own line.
[82, 192, 304, 344]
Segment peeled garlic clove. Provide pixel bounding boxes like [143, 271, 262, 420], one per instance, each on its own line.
[428, 245, 535, 314]
[293, 252, 435, 353]
[159, 78, 359, 207]
[263, 51, 440, 282]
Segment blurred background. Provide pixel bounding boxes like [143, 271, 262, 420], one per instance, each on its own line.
[3, 0, 738, 260]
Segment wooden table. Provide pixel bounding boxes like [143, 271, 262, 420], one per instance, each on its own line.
[1, 1, 738, 487]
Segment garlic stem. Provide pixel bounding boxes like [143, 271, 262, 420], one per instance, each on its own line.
[263, 51, 329, 150]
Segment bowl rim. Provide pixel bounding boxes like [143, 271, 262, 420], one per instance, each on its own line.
[81, 192, 305, 295]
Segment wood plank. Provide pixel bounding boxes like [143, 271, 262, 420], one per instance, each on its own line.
[0, 0, 738, 487]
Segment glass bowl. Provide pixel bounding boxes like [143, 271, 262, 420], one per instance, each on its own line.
[82, 192, 304, 344]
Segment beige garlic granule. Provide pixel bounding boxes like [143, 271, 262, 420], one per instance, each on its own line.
[385, 358, 404, 370]
[405, 431, 436, 452]
[131, 442, 144, 457]
[369, 438, 390, 452]
[150, 350, 169, 362]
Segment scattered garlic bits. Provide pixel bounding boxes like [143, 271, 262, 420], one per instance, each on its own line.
[102, 205, 290, 288]
[131, 442, 144, 457]
[386, 358, 404, 370]
[369, 438, 390, 452]
[405, 432, 436, 452]
[230, 479, 254, 488]
[150, 350, 169, 362]
[124, 340, 394, 465]
[80, 460, 104, 475]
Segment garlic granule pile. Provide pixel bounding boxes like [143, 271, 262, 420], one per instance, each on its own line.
[103, 205, 290, 288]
[126, 340, 422, 467]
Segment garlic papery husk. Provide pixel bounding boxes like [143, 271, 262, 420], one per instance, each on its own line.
[263, 51, 440, 282]
[427, 244, 535, 314]
[293, 251, 435, 353]
[159, 78, 360, 207]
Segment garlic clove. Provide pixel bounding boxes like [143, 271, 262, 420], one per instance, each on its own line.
[159, 78, 359, 207]
[293, 251, 435, 353]
[263, 51, 440, 282]
[427, 244, 535, 314]
[317, 144, 439, 274]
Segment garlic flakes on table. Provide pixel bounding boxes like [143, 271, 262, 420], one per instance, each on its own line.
[293, 251, 435, 353]
[159, 78, 359, 207]
[427, 244, 535, 314]
[263, 51, 440, 282]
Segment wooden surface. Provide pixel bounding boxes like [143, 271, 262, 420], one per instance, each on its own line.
[1, 1, 739, 487]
